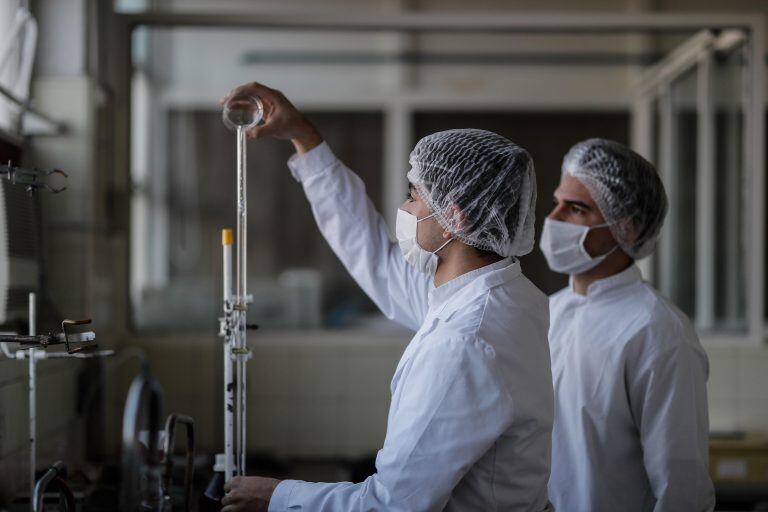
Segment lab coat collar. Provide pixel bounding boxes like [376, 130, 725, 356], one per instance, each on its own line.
[428, 257, 520, 315]
[568, 263, 643, 299]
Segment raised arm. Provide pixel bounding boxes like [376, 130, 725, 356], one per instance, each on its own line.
[221, 82, 431, 330]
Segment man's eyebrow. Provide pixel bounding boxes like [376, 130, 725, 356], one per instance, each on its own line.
[554, 195, 592, 210]
[563, 199, 591, 210]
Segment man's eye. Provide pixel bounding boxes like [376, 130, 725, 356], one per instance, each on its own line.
[571, 205, 584, 215]
[405, 192, 413, 201]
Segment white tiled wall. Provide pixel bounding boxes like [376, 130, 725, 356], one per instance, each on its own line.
[5, 331, 768, 498]
[126, 331, 768, 464]
[248, 332, 407, 458]
[127, 330, 410, 459]
[248, 339, 768, 459]
[707, 347, 768, 433]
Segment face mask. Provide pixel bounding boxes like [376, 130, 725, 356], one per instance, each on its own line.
[539, 218, 618, 275]
[396, 209, 453, 275]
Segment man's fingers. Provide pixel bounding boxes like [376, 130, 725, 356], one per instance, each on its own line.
[242, 81, 279, 101]
[228, 81, 279, 104]
[254, 121, 280, 139]
[221, 81, 273, 111]
[221, 490, 242, 507]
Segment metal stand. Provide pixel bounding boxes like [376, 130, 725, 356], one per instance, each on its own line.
[0, 292, 111, 510]
[215, 125, 254, 482]
[28, 293, 36, 501]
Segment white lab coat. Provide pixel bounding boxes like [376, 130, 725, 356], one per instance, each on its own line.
[547, 264, 715, 512]
[268, 142, 554, 512]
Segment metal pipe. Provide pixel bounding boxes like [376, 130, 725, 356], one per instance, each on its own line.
[31, 464, 54, 512]
[121, 370, 164, 512]
[28, 292, 36, 505]
[695, 52, 715, 330]
[216, 98, 257, 484]
[162, 413, 195, 511]
[236, 126, 247, 311]
[119, 11, 759, 33]
[237, 346, 246, 476]
[32, 461, 75, 512]
[235, 125, 248, 477]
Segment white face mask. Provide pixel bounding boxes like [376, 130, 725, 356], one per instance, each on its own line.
[539, 218, 618, 275]
[396, 209, 453, 275]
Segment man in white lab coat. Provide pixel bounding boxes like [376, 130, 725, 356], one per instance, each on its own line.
[539, 138, 715, 512]
[219, 82, 554, 512]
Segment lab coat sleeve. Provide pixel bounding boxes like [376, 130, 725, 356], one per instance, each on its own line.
[628, 327, 715, 512]
[287, 142, 431, 331]
[267, 335, 515, 512]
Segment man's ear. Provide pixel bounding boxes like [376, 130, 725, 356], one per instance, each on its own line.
[445, 204, 465, 239]
[614, 217, 635, 245]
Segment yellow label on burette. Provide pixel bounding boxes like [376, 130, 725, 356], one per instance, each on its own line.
[222, 228, 233, 246]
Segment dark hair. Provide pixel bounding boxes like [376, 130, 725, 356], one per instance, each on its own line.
[473, 246, 503, 259]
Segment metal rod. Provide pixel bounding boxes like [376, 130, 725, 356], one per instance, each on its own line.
[32, 461, 74, 512]
[28, 292, 36, 505]
[162, 413, 195, 511]
[120, 11, 760, 33]
[121, 371, 164, 512]
[238, 340, 246, 476]
[236, 126, 246, 311]
[216, 105, 255, 484]
[695, 52, 715, 330]
[0, 82, 63, 134]
[222, 230, 234, 481]
[235, 125, 248, 477]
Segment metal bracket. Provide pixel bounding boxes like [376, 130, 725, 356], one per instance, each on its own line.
[1, 160, 68, 194]
[61, 319, 95, 354]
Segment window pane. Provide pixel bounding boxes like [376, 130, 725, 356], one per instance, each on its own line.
[657, 68, 697, 319]
[131, 110, 384, 331]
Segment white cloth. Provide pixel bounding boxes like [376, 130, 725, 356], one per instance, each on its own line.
[268, 141, 554, 512]
[547, 264, 715, 512]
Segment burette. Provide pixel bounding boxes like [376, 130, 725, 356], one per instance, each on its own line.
[216, 93, 264, 481]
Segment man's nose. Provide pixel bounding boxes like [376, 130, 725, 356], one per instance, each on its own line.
[548, 204, 566, 222]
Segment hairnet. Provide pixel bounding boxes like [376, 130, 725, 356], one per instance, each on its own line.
[406, 128, 536, 257]
[562, 138, 668, 260]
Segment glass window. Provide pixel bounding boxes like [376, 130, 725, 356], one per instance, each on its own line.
[131, 110, 384, 332]
[659, 68, 698, 319]
[129, 25, 392, 332]
[0, 1, 26, 135]
[647, 41, 752, 334]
